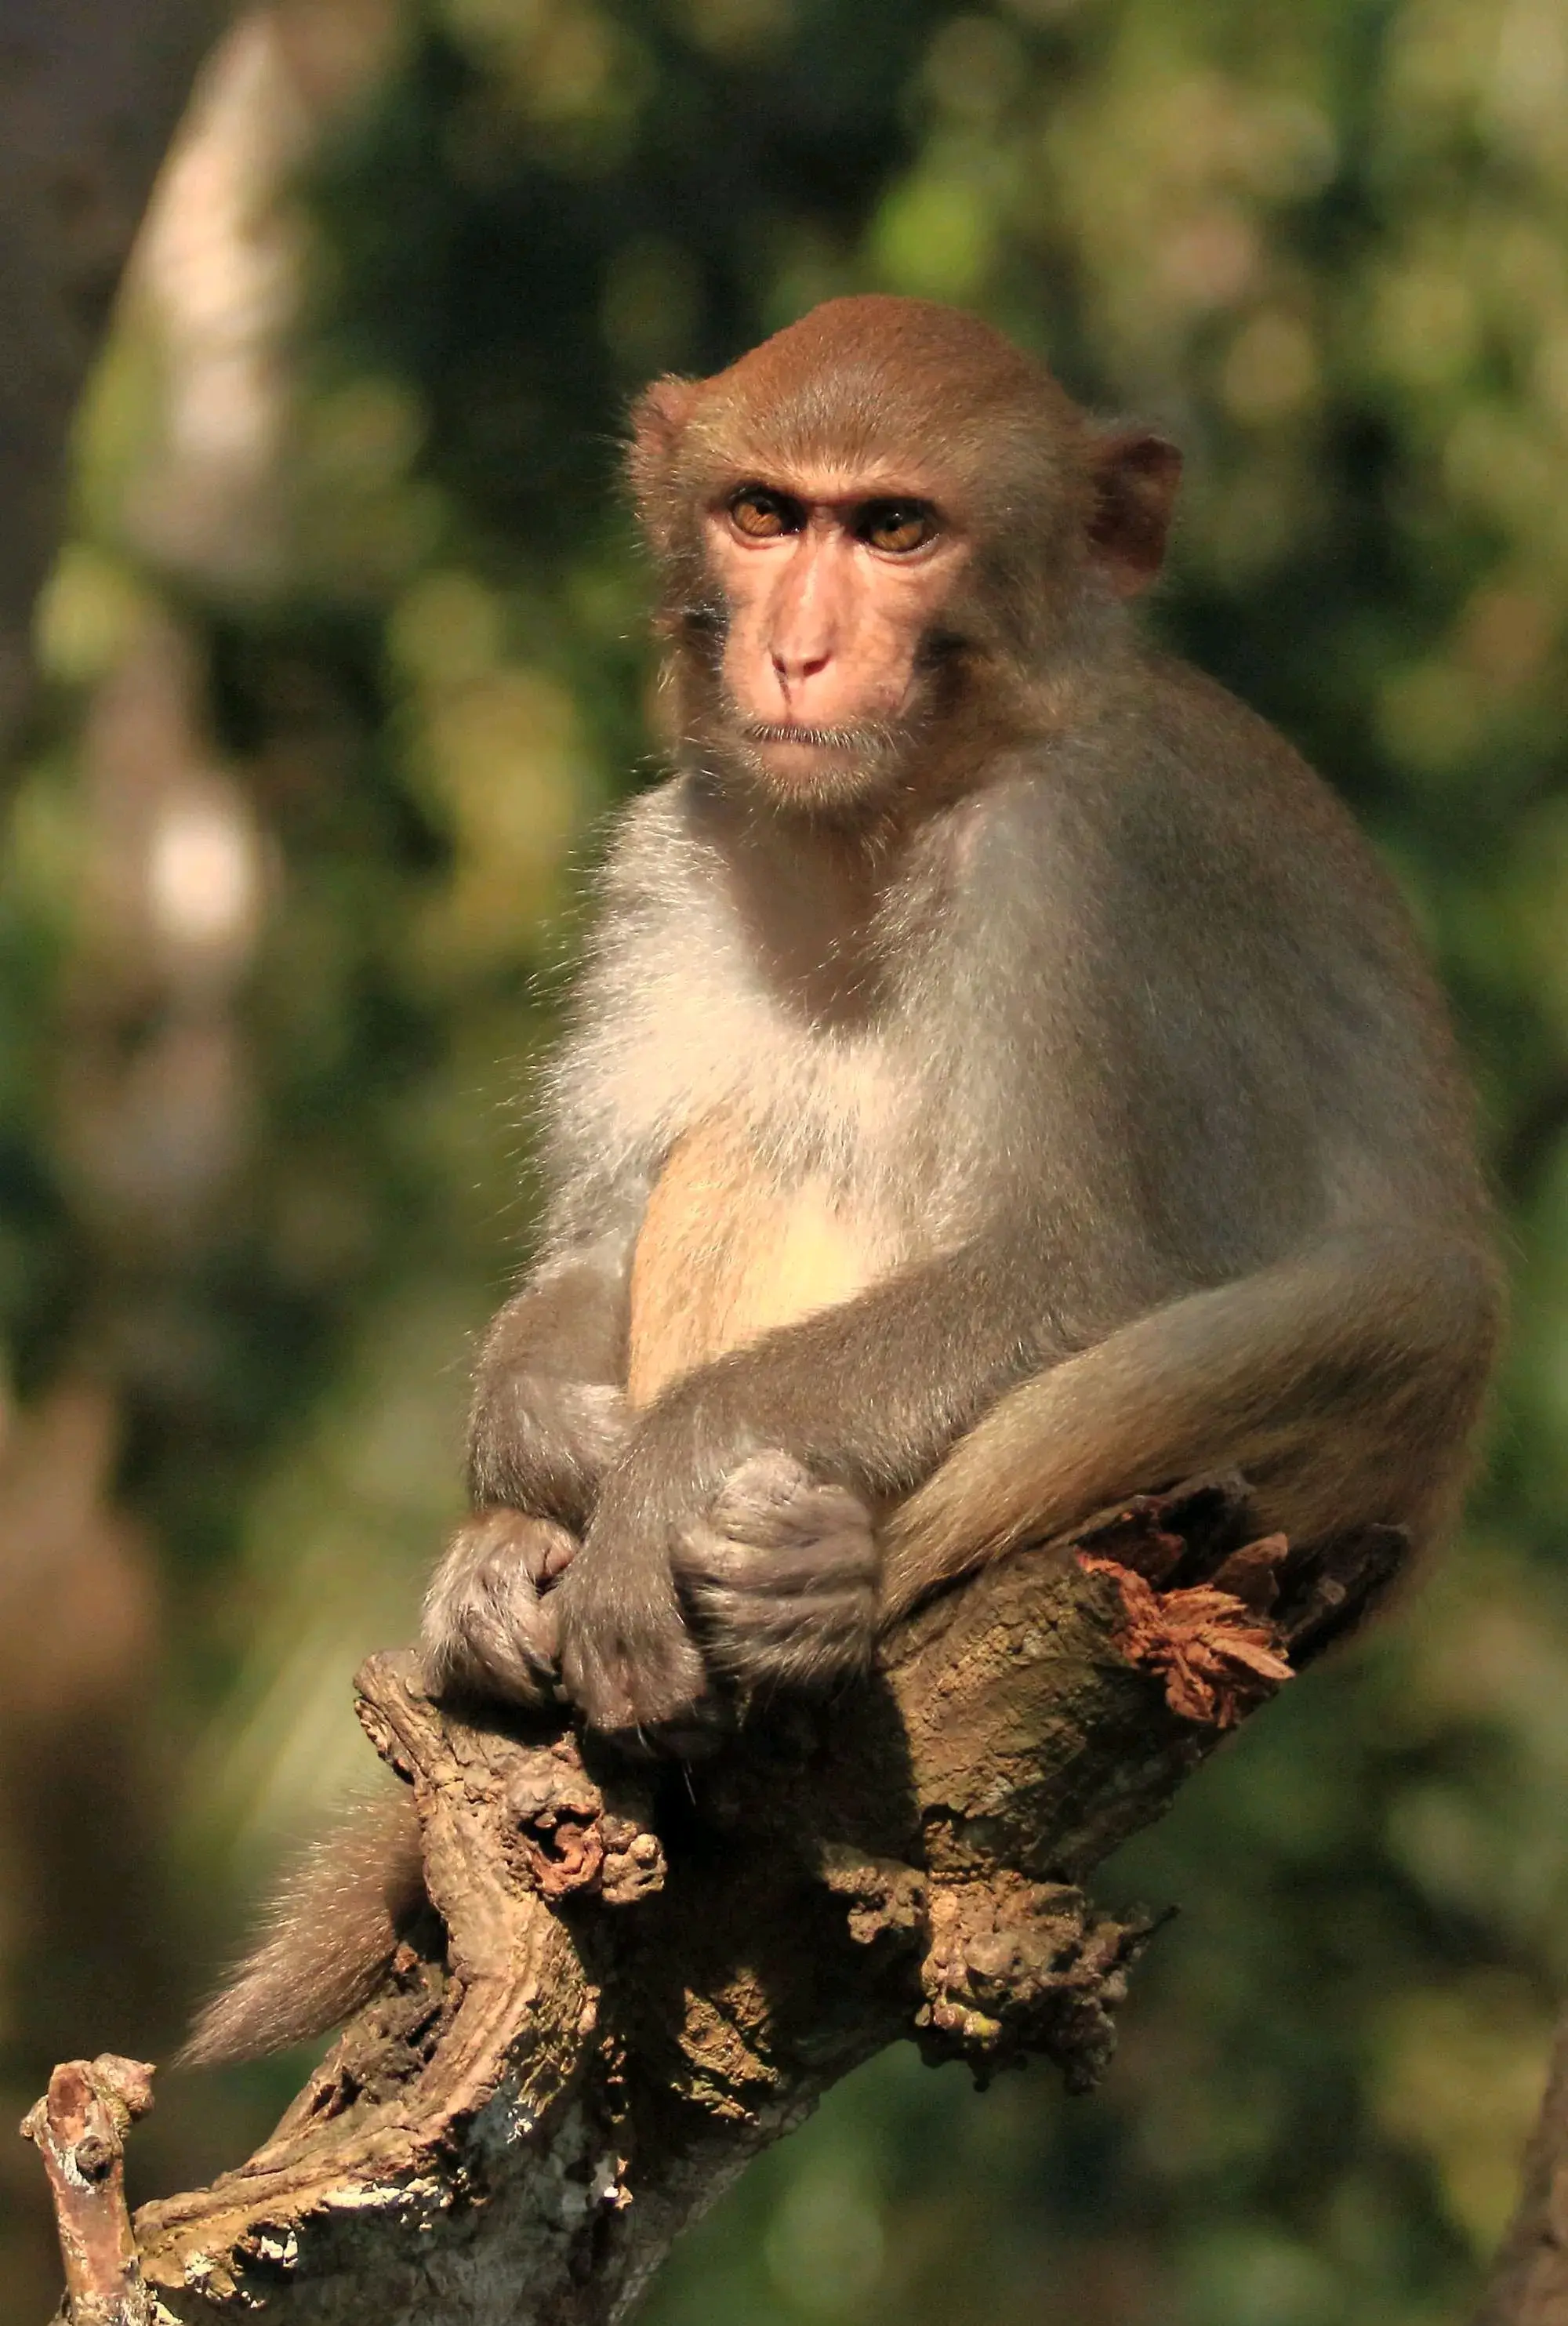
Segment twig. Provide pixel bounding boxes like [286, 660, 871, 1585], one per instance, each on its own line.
[20, 2055, 155, 2326]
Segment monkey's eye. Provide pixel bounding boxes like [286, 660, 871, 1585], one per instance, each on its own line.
[728, 487, 801, 539]
[858, 501, 939, 554]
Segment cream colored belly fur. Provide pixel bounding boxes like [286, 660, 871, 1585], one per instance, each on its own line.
[627, 1114, 893, 1407]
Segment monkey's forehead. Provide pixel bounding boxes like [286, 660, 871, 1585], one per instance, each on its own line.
[671, 396, 1080, 528]
[689, 453, 954, 503]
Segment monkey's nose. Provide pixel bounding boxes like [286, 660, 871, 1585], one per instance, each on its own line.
[771, 645, 832, 687]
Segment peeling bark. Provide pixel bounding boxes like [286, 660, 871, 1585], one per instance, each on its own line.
[29, 1477, 1403, 2324]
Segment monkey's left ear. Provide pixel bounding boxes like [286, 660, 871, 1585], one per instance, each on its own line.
[626, 376, 700, 546]
[1085, 431, 1182, 597]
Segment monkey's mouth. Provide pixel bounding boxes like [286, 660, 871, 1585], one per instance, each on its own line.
[742, 719, 896, 754]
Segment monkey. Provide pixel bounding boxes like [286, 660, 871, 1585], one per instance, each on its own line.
[183, 295, 1501, 2064]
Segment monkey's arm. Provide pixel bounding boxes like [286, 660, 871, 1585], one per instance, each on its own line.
[466, 1221, 640, 1528]
[554, 1214, 1500, 1734]
[424, 1178, 648, 1704]
[551, 1222, 1097, 1730]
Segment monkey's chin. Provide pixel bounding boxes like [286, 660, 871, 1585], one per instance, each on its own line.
[733, 720, 902, 813]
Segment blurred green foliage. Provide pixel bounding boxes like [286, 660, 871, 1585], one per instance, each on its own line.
[8, 0, 1568, 2317]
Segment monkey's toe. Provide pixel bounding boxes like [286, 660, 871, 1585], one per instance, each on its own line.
[421, 1508, 575, 1706]
[678, 1453, 881, 1692]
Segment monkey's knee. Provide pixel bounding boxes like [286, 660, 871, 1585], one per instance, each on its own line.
[677, 1451, 880, 1693]
[422, 1508, 577, 1706]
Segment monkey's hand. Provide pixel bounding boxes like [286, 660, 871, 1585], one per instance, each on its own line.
[553, 1426, 879, 1742]
[421, 1507, 577, 1706]
[550, 1524, 712, 1746]
[676, 1452, 880, 1693]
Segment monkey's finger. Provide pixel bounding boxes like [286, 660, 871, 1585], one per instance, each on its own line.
[434, 1508, 579, 1590]
[708, 1453, 873, 1551]
[422, 1544, 564, 1706]
[692, 1580, 879, 1681]
[694, 1580, 877, 1644]
[423, 1610, 560, 1706]
[557, 1617, 712, 1743]
[677, 1521, 879, 1598]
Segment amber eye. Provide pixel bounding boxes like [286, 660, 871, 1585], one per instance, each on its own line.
[858, 500, 938, 553]
[728, 487, 800, 539]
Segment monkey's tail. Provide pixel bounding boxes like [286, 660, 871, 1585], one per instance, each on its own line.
[180, 1785, 427, 2068]
[883, 1224, 1502, 1614]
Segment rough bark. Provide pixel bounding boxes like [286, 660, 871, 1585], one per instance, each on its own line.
[0, 0, 226, 767]
[1475, 2010, 1568, 2325]
[27, 1477, 1402, 2324]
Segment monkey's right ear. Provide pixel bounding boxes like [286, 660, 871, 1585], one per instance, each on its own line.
[1086, 430, 1182, 597]
[626, 376, 700, 547]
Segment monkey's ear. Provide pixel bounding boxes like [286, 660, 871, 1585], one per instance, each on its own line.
[626, 376, 700, 542]
[1086, 430, 1182, 597]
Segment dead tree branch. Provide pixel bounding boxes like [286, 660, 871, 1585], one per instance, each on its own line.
[21, 2056, 156, 2326]
[29, 1477, 1401, 2325]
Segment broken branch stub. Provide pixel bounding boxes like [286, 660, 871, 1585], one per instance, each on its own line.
[22, 2054, 156, 2326]
[31, 1477, 1402, 2325]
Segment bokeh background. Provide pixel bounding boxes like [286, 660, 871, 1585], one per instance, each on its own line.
[3, 0, 1568, 2317]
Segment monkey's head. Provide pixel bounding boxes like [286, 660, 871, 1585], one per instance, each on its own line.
[627, 295, 1180, 815]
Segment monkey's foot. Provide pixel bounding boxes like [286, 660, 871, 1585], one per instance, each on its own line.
[678, 1451, 880, 1692]
[421, 1508, 576, 1706]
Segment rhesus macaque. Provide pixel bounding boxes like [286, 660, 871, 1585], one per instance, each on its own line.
[187, 296, 1500, 2063]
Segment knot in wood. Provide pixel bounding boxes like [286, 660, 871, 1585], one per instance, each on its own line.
[505, 1751, 666, 1904]
[599, 1814, 667, 1905]
[507, 1759, 608, 1900]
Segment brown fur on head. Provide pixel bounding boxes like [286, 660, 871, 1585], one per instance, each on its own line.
[626, 297, 1179, 806]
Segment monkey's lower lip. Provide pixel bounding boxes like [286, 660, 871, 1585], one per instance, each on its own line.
[745, 722, 873, 753]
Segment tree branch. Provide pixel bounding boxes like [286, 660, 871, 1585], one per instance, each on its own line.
[1474, 2008, 1568, 2325]
[20, 2055, 155, 2326]
[27, 1477, 1402, 2324]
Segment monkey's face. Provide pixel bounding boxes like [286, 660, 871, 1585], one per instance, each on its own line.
[628, 299, 1183, 811]
[695, 471, 973, 808]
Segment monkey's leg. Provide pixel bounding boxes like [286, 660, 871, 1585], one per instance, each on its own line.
[422, 1508, 579, 1704]
[882, 1225, 1501, 1617]
[675, 1452, 881, 1693]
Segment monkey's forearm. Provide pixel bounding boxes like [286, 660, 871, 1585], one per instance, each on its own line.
[467, 1237, 634, 1526]
[551, 1236, 1070, 1731]
[622, 1232, 1073, 1511]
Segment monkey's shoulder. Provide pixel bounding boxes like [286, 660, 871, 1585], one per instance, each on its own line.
[966, 651, 1420, 956]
